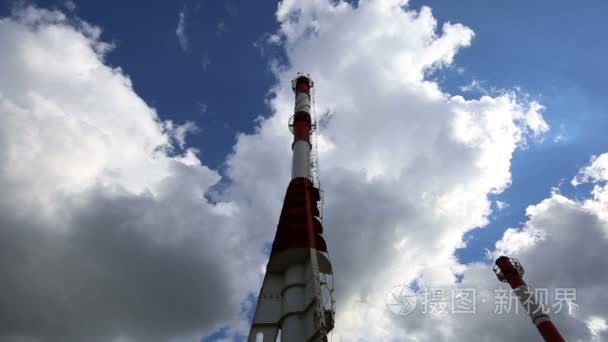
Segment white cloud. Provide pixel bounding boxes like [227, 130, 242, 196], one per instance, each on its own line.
[0, 6, 259, 341]
[459, 79, 489, 94]
[478, 154, 608, 340]
[6, 1, 601, 342]
[572, 154, 608, 186]
[222, 0, 551, 340]
[352, 153, 608, 341]
[176, 6, 189, 52]
[588, 317, 608, 339]
[164, 120, 198, 149]
[496, 200, 509, 210]
[523, 101, 550, 137]
[572, 154, 608, 225]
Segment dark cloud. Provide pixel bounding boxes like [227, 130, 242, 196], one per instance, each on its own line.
[0, 185, 236, 342]
[0, 8, 256, 341]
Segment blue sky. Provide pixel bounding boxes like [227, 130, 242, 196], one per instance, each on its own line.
[5, 0, 601, 264]
[409, 0, 608, 262]
[0, 0, 284, 169]
[1, 0, 607, 340]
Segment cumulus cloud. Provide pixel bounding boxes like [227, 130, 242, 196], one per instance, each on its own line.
[399, 153, 608, 342]
[222, 0, 552, 340]
[0, 6, 259, 341]
[481, 153, 608, 340]
[5, 1, 598, 342]
[572, 154, 608, 187]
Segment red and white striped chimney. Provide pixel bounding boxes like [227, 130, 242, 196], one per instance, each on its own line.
[494, 256, 565, 342]
[248, 74, 334, 342]
[290, 75, 314, 179]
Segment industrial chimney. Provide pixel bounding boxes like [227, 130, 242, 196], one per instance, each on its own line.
[494, 256, 564, 342]
[248, 75, 335, 342]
